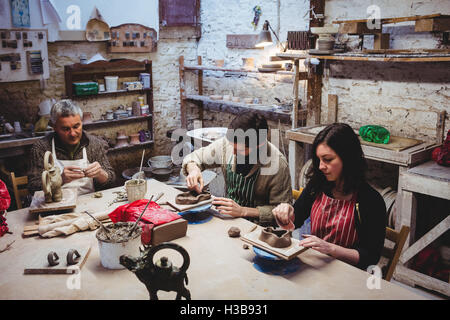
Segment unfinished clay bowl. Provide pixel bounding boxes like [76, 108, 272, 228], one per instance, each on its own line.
[258, 227, 292, 248]
[150, 167, 173, 181]
[115, 136, 129, 148]
[175, 191, 211, 205]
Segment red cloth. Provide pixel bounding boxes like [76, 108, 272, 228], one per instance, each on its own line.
[108, 199, 181, 245]
[0, 179, 11, 237]
[432, 129, 450, 167]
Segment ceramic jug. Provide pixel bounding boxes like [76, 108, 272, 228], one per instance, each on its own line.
[42, 151, 63, 203]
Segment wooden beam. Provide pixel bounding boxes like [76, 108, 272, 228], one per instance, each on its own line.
[374, 33, 390, 50]
[395, 265, 450, 297]
[179, 55, 187, 128]
[333, 13, 448, 24]
[338, 22, 381, 34]
[400, 216, 450, 264]
[292, 59, 300, 129]
[327, 94, 338, 123]
[415, 16, 450, 32]
[197, 56, 203, 124]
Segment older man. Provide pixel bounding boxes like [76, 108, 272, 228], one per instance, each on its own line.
[28, 100, 115, 195]
[182, 111, 292, 226]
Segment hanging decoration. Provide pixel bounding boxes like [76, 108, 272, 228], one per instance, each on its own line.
[252, 6, 262, 30]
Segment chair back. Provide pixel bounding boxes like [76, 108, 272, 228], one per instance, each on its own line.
[10, 172, 29, 209]
[381, 225, 410, 281]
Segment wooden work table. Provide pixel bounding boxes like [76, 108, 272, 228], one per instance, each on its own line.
[0, 180, 424, 300]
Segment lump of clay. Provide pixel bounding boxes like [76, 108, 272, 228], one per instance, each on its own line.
[258, 227, 292, 248]
[175, 191, 211, 205]
[228, 226, 241, 238]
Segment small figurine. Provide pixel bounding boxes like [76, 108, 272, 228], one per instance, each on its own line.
[42, 151, 63, 203]
[120, 242, 191, 300]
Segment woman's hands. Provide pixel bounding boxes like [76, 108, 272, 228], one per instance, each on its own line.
[299, 234, 336, 256]
[272, 203, 295, 231]
[186, 163, 204, 194]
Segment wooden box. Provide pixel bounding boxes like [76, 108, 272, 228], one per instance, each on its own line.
[151, 218, 188, 245]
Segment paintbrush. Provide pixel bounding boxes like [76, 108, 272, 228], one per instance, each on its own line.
[83, 210, 111, 239]
[128, 194, 154, 237]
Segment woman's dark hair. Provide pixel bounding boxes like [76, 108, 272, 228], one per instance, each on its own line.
[307, 123, 367, 197]
[225, 111, 268, 147]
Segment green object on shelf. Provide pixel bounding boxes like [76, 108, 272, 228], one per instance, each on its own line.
[73, 82, 99, 96]
[359, 125, 390, 144]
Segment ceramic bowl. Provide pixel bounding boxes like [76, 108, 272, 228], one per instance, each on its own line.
[148, 155, 172, 169]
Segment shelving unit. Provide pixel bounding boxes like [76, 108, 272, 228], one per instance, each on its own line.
[179, 55, 309, 128]
[64, 59, 154, 153]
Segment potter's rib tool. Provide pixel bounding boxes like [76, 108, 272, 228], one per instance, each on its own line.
[128, 195, 154, 237]
[83, 210, 111, 240]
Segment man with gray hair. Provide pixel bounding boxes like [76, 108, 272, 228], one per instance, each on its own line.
[28, 99, 115, 195]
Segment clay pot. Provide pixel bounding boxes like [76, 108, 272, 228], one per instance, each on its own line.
[129, 133, 140, 145]
[244, 97, 253, 104]
[318, 39, 335, 51]
[232, 97, 240, 103]
[115, 136, 129, 148]
[150, 168, 173, 181]
[215, 59, 224, 67]
[259, 227, 292, 248]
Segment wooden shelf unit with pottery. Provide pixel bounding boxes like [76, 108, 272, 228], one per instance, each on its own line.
[179, 55, 309, 128]
[332, 13, 450, 51]
[64, 59, 154, 154]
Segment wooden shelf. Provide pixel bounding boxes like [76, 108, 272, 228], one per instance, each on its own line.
[183, 64, 297, 76]
[82, 115, 152, 129]
[309, 53, 450, 62]
[70, 88, 152, 100]
[185, 94, 302, 124]
[107, 140, 154, 153]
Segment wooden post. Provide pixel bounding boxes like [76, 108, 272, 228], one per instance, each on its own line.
[374, 33, 390, 50]
[327, 94, 338, 123]
[179, 56, 186, 128]
[197, 56, 203, 125]
[292, 59, 300, 129]
[436, 110, 446, 145]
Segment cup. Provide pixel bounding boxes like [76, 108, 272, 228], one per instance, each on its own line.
[13, 121, 22, 133]
[125, 179, 147, 203]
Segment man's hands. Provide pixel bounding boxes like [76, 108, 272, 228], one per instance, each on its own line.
[186, 162, 204, 194]
[212, 197, 245, 217]
[62, 162, 108, 184]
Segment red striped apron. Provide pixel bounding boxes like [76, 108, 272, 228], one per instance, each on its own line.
[310, 192, 358, 248]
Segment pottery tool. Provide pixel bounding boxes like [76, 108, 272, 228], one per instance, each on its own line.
[83, 210, 111, 240]
[139, 149, 145, 173]
[128, 195, 154, 237]
[241, 227, 308, 260]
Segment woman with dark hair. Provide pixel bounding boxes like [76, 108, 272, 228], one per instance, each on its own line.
[273, 123, 386, 270]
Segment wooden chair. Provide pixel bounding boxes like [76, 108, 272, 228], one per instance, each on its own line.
[292, 188, 303, 201]
[381, 225, 410, 281]
[10, 172, 29, 209]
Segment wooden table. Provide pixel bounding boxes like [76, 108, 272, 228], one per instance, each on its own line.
[394, 161, 450, 296]
[0, 181, 425, 300]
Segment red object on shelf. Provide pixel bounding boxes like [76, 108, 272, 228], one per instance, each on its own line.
[432, 129, 450, 166]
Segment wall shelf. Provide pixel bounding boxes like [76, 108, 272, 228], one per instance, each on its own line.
[309, 53, 450, 62]
[179, 55, 310, 129]
[186, 94, 298, 124]
[82, 115, 152, 129]
[70, 88, 152, 100]
[106, 140, 154, 153]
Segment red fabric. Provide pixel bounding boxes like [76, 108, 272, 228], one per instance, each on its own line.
[108, 199, 181, 245]
[0, 179, 11, 237]
[413, 246, 450, 282]
[432, 129, 450, 166]
[311, 192, 358, 248]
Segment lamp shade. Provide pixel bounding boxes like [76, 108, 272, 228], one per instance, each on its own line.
[255, 29, 273, 47]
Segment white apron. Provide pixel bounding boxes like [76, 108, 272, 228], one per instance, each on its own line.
[52, 138, 95, 195]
